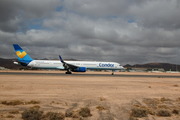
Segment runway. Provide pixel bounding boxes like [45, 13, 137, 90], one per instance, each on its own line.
[1, 71, 180, 78]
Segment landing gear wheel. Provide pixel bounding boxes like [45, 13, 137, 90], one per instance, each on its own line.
[112, 70, 114, 75]
[66, 72, 72, 74]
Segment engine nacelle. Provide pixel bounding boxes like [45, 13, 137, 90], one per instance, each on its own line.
[72, 67, 86, 72]
[13, 61, 28, 66]
[13, 61, 19, 65]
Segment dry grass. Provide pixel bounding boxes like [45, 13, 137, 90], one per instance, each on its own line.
[173, 84, 179, 87]
[30, 105, 41, 110]
[27, 100, 40, 104]
[148, 109, 156, 115]
[96, 105, 107, 111]
[51, 101, 60, 105]
[9, 110, 19, 114]
[133, 104, 156, 116]
[6, 115, 15, 118]
[1, 100, 40, 106]
[42, 112, 65, 120]
[129, 116, 138, 120]
[1, 100, 23, 106]
[160, 97, 171, 102]
[65, 102, 68, 106]
[72, 112, 79, 118]
[65, 110, 73, 117]
[142, 98, 160, 106]
[132, 97, 180, 118]
[158, 105, 169, 109]
[133, 104, 140, 107]
[100, 97, 106, 101]
[176, 97, 180, 102]
[156, 109, 171, 117]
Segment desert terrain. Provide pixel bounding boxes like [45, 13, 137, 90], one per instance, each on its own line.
[0, 70, 180, 120]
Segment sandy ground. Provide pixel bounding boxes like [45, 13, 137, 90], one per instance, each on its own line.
[0, 70, 180, 120]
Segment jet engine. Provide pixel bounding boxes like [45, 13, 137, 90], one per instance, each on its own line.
[72, 67, 86, 72]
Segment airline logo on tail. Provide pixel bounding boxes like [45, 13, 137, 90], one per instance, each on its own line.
[16, 51, 27, 59]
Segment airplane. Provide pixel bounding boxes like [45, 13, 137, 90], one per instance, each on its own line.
[13, 44, 124, 75]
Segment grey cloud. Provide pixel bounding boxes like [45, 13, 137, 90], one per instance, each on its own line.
[63, 0, 129, 17]
[63, 0, 180, 30]
[0, 0, 60, 32]
[1, 0, 180, 65]
[129, 0, 180, 30]
[1, 29, 74, 49]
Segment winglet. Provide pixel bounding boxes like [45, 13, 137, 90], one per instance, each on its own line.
[59, 55, 64, 63]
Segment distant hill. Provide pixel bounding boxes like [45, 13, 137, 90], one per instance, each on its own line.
[124, 63, 180, 71]
[0, 58, 79, 70]
[0, 58, 29, 70]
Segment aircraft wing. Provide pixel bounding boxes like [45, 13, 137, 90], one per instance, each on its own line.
[59, 55, 78, 70]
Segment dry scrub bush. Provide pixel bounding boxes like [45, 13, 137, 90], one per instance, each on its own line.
[156, 109, 171, 117]
[96, 106, 107, 111]
[79, 107, 92, 117]
[1, 100, 40, 106]
[172, 109, 179, 114]
[158, 105, 169, 109]
[173, 84, 179, 87]
[65, 102, 68, 106]
[2, 100, 23, 106]
[1, 101, 7, 104]
[129, 116, 138, 120]
[72, 112, 79, 118]
[65, 110, 73, 117]
[133, 104, 140, 107]
[160, 97, 171, 102]
[9, 110, 19, 114]
[30, 105, 41, 110]
[42, 112, 65, 120]
[142, 98, 160, 107]
[148, 109, 156, 115]
[133, 104, 156, 115]
[6, 115, 15, 118]
[27, 100, 40, 104]
[176, 97, 180, 102]
[130, 108, 148, 118]
[100, 97, 106, 101]
[21, 108, 43, 120]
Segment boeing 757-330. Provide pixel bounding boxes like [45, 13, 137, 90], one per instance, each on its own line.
[13, 44, 124, 75]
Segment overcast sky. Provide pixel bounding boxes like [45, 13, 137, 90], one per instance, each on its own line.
[0, 0, 180, 65]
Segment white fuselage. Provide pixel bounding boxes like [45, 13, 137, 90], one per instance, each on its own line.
[28, 60, 124, 70]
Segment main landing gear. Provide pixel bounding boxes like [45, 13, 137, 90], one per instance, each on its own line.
[112, 70, 114, 75]
[66, 69, 72, 74]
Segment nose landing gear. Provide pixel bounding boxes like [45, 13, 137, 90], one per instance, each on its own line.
[112, 70, 114, 75]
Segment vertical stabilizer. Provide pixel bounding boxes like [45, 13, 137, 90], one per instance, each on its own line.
[13, 44, 33, 63]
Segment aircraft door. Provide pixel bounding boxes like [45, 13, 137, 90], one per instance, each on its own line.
[97, 63, 99, 67]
